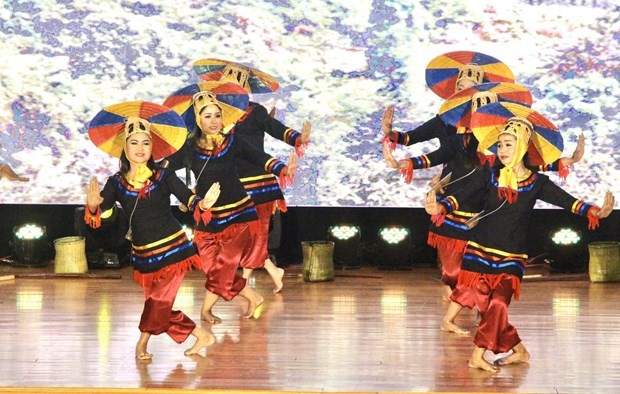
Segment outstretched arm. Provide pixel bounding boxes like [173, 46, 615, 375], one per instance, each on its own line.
[381, 105, 397, 142]
[559, 133, 585, 167]
[593, 191, 615, 219]
[85, 177, 104, 213]
[0, 164, 29, 182]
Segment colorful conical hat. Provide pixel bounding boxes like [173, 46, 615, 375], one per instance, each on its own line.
[471, 102, 563, 166]
[163, 81, 249, 133]
[426, 51, 515, 99]
[88, 101, 187, 161]
[192, 58, 280, 94]
[439, 82, 533, 128]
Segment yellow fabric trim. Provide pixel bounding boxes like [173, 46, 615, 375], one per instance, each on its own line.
[132, 229, 186, 250]
[468, 241, 528, 259]
[240, 174, 276, 182]
[210, 196, 251, 212]
[452, 210, 477, 217]
[100, 207, 114, 219]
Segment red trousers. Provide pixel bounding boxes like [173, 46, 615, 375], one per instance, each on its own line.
[194, 223, 249, 301]
[437, 239, 467, 289]
[240, 201, 274, 269]
[451, 275, 521, 354]
[139, 271, 196, 343]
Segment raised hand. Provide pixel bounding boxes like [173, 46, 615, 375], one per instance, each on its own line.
[595, 191, 615, 219]
[382, 142, 409, 170]
[200, 182, 221, 210]
[283, 153, 297, 178]
[0, 164, 29, 182]
[85, 177, 104, 213]
[381, 106, 395, 138]
[300, 120, 311, 145]
[424, 190, 443, 216]
[561, 133, 585, 167]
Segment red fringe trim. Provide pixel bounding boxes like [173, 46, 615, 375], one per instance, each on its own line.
[498, 187, 518, 203]
[427, 232, 468, 252]
[430, 207, 447, 226]
[295, 140, 308, 158]
[133, 254, 202, 288]
[587, 208, 601, 230]
[400, 160, 413, 184]
[276, 199, 288, 213]
[194, 206, 212, 227]
[83, 205, 102, 229]
[457, 270, 522, 301]
[137, 186, 151, 200]
[558, 160, 570, 181]
[382, 135, 397, 152]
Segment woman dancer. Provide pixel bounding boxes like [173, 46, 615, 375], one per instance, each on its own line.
[191, 58, 311, 293]
[165, 82, 296, 323]
[85, 101, 217, 360]
[424, 102, 615, 372]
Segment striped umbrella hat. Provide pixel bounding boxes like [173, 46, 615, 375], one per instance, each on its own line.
[439, 82, 533, 129]
[426, 51, 515, 99]
[193, 58, 280, 94]
[471, 102, 563, 166]
[163, 81, 249, 133]
[88, 101, 187, 161]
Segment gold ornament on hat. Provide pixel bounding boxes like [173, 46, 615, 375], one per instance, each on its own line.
[220, 63, 251, 92]
[471, 91, 499, 113]
[456, 64, 484, 90]
[124, 117, 152, 139]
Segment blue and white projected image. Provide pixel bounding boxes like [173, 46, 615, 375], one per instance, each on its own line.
[1, 0, 618, 207]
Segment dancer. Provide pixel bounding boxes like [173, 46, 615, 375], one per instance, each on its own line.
[84, 101, 217, 360]
[192, 58, 311, 293]
[384, 83, 585, 309]
[424, 101, 615, 372]
[165, 82, 297, 323]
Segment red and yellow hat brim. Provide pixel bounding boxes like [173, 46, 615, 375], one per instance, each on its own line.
[471, 102, 563, 166]
[88, 101, 187, 161]
[439, 82, 533, 129]
[192, 58, 280, 94]
[163, 81, 249, 134]
[425, 51, 515, 99]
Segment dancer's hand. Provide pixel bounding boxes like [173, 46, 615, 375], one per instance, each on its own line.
[594, 191, 615, 219]
[0, 164, 29, 182]
[283, 153, 297, 178]
[424, 190, 443, 216]
[300, 120, 311, 145]
[381, 106, 396, 139]
[561, 133, 585, 167]
[200, 182, 221, 210]
[382, 142, 408, 170]
[85, 177, 103, 213]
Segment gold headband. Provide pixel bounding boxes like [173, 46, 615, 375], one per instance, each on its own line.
[124, 117, 151, 139]
[456, 63, 484, 89]
[471, 91, 498, 113]
[500, 117, 533, 144]
[220, 63, 250, 91]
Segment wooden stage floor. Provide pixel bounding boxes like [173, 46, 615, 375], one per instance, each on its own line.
[0, 263, 619, 393]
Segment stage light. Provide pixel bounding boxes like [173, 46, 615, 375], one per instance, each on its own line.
[327, 224, 362, 268]
[10, 223, 51, 267]
[551, 228, 581, 245]
[547, 228, 587, 273]
[377, 226, 413, 269]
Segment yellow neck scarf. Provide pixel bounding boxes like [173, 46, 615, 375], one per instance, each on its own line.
[126, 159, 153, 188]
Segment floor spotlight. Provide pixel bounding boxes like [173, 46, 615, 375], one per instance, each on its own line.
[547, 228, 587, 273]
[377, 226, 413, 270]
[10, 223, 51, 267]
[328, 224, 362, 268]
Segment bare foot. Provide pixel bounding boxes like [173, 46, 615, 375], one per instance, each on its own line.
[135, 333, 152, 360]
[244, 295, 265, 319]
[441, 321, 470, 335]
[468, 357, 500, 373]
[494, 345, 530, 366]
[272, 267, 285, 294]
[200, 310, 222, 324]
[441, 285, 452, 302]
[184, 328, 215, 356]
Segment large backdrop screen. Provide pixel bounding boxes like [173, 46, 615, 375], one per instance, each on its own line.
[1, 0, 618, 208]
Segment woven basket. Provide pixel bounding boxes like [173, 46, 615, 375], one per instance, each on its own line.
[588, 242, 620, 283]
[302, 241, 335, 282]
[54, 236, 88, 274]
